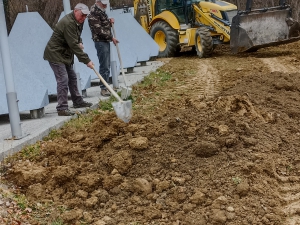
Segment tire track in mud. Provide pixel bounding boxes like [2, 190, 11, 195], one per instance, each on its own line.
[279, 179, 300, 225]
[176, 59, 221, 100]
[259, 56, 300, 225]
[260, 57, 299, 74]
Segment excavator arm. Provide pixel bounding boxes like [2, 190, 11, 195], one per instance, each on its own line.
[192, 3, 231, 42]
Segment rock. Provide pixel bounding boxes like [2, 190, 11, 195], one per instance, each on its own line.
[225, 137, 237, 147]
[85, 196, 98, 208]
[102, 174, 123, 190]
[69, 134, 85, 142]
[211, 209, 227, 224]
[183, 203, 196, 213]
[102, 216, 113, 222]
[186, 127, 197, 136]
[61, 209, 83, 223]
[216, 196, 228, 204]
[171, 177, 185, 185]
[218, 125, 229, 135]
[111, 169, 119, 175]
[227, 206, 235, 212]
[111, 203, 118, 212]
[144, 207, 162, 220]
[236, 180, 250, 197]
[109, 151, 133, 174]
[241, 136, 258, 147]
[76, 190, 88, 199]
[91, 189, 109, 203]
[194, 141, 219, 157]
[93, 220, 106, 225]
[156, 180, 170, 192]
[226, 211, 236, 220]
[211, 196, 228, 209]
[129, 137, 149, 150]
[83, 212, 93, 223]
[190, 191, 206, 205]
[53, 166, 75, 183]
[133, 178, 152, 195]
[173, 187, 187, 203]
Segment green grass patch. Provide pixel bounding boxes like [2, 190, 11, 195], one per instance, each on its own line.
[21, 144, 41, 160]
[99, 95, 117, 111]
[43, 129, 61, 141]
[4, 142, 43, 163]
[51, 219, 65, 225]
[65, 114, 93, 129]
[15, 194, 28, 210]
[98, 91, 134, 111]
[140, 69, 172, 88]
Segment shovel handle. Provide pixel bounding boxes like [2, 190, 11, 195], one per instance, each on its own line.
[92, 66, 123, 102]
[111, 23, 128, 87]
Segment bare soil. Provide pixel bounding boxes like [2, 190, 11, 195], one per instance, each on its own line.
[2, 41, 300, 225]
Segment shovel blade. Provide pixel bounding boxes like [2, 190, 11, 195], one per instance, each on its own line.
[112, 100, 132, 123]
[121, 87, 132, 100]
[230, 8, 300, 53]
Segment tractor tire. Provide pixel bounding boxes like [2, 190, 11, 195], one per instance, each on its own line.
[150, 21, 179, 57]
[195, 27, 213, 58]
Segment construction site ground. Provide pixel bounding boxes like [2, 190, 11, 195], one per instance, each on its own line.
[1, 41, 300, 225]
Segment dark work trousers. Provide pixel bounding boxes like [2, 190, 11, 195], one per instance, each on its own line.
[49, 62, 84, 111]
[94, 41, 110, 90]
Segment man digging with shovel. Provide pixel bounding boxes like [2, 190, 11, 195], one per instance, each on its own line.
[88, 0, 119, 97]
[88, 0, 132, 123]
[44, 3, 94, 116]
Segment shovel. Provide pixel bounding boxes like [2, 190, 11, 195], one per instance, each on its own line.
[92, 66, 132, 123]
[112, 23, 132, 100]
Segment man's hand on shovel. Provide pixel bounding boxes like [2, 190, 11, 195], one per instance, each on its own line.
[112, 37, 119, 46]
[110, 18, 119, 45]
[87, 61, 94, 69]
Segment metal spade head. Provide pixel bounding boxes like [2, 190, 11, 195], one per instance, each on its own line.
[112, 100, 132, 123]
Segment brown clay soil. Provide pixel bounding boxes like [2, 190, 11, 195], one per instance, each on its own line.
[2, 41, 300, 225]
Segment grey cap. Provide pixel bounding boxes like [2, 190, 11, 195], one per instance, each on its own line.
[74, 3, 90, 14]
[100, 0, 110, 4]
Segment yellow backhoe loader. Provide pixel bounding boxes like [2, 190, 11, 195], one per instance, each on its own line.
[134, 0, 300, 58]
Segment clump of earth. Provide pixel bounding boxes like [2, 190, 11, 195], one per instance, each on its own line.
[3, 41, 300, 225]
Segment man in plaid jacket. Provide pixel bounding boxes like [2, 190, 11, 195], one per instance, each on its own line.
[88, 0, 119, 97]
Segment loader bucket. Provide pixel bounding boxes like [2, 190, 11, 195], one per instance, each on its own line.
[230, 8, 300, 53]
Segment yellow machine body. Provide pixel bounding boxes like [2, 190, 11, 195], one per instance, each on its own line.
[134, 0, 299, 57]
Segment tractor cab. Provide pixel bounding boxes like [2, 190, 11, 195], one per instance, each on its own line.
[155, 0, 186, 24]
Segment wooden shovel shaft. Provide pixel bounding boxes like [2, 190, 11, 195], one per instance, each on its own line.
[111, 23, 129, 87]
[92, 66, 123, 102]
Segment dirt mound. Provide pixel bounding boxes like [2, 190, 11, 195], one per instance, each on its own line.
[4, 41, 300, 224]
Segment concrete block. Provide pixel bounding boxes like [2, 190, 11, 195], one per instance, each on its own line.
[30, 107, 45, 119]
[127, 67, 134, 73]
[140, 61, 147, 66]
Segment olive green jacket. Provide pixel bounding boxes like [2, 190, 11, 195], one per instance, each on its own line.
[43, 12, 90, 65]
